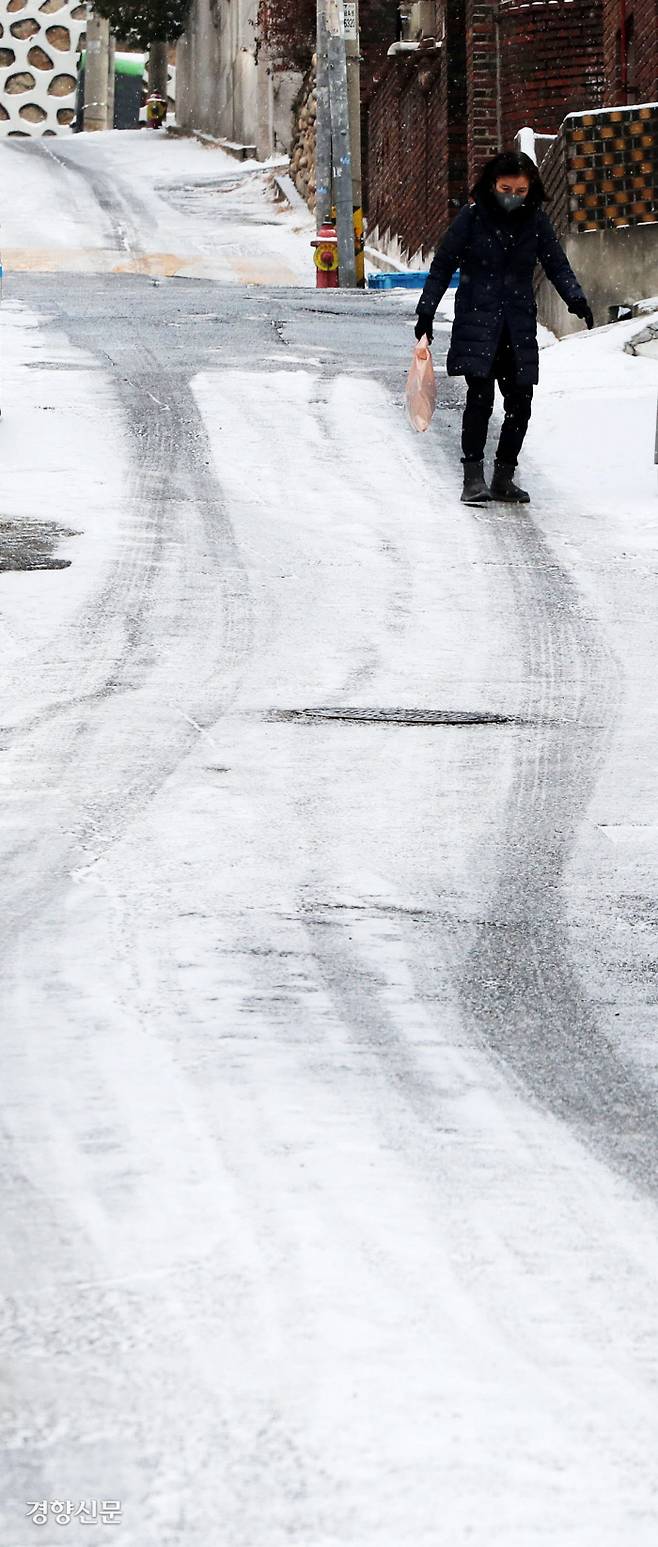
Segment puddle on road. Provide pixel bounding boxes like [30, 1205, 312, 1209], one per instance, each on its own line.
[0, 518, 76, 572]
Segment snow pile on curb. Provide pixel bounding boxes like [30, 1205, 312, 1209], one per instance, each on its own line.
[536, 309, 658, 520]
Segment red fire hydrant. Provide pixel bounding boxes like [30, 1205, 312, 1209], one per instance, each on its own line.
[311, 222, 339, 288]
[146, 92, 167, 129]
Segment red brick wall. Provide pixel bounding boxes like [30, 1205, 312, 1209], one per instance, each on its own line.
[538, 131, 569, 237]
[499, 0, 606, 148]
[464, 0, 605, 185]
[366, 0, 656, 260]
[447, 0, 468, 209]
[367, 50, 450, 258]
[602, 0, 658, 104]
[465, 0, 499, 185]
[631, 0, 658, 100]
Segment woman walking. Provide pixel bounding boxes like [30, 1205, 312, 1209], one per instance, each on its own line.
[415, 151, 593, 505]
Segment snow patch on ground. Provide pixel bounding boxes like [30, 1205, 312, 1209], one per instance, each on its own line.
[0, 299, 125, 668]
[533, 310, 658, 524]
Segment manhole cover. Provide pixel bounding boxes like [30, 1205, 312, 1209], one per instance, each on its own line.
[266, 707, 521, 727]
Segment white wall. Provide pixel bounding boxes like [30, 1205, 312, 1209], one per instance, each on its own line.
[176, 0, 300, 157]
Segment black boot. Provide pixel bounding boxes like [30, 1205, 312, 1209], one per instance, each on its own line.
[491, 460, 530, 503]
[461, 459, 491, 505]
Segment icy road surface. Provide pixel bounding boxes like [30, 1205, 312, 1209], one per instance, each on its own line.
[1, 133, 658, 1547]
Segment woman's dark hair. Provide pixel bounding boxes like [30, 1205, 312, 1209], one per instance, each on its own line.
[471, 151, 546, 209]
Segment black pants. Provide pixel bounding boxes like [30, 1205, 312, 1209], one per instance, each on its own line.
[462, 330, 533, 467]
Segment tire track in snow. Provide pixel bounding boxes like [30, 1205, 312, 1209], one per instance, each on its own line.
[9, 137, 152, 266]
[455, 491, 658, 1194]
[1, 269, 656, 1538]
[0, 157, 254, 937]
[0, 345, 252, 930]
[0, 168, 257, 1538]
[289, 356, 658, 1198]
[368, 340, 658, 1196]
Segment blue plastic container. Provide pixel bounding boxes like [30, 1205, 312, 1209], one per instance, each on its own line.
[367, 270, 459, 291]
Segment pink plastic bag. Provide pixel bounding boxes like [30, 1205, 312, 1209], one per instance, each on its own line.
[405, 338, 437, 433]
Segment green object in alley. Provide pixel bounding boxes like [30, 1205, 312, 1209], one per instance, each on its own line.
[75, 52, 146, 132]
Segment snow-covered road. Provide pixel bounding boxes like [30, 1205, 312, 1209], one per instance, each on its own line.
[1, 133, 658, 1547]
[0, 131, 314, 284]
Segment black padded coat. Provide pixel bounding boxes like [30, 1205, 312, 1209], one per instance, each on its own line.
[418, 194, 586, 385]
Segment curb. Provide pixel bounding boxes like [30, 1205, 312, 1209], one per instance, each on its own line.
[194, 132, 257, 160]
[272, 173, 310, 215]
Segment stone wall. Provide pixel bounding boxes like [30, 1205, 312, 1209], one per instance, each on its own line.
[0, 0, 86, 138]
[288, 63, 316, 211]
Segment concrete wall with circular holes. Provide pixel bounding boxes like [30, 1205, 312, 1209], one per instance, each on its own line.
[0, 0, 87, 138]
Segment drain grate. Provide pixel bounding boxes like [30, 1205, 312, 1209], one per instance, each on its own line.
[266, 707, 523, 727]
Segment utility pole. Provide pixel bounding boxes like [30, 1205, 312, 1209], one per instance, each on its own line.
[316, 0, 332, 227]
[148, 40, 169, 103]
[83, 11, 110, 132]
[344, 1, 365, 286]
[107, 33, 116, 130]
[326, 0, 357, 287]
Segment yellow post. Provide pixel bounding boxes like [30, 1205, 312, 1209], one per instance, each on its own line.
[353, 206, 365, 288]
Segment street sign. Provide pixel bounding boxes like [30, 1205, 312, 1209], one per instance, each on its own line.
[344, 3, 358, 39]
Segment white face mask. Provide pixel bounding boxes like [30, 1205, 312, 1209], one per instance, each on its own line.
[495, 191, 526, 213]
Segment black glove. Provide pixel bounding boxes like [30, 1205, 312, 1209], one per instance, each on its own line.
[415, 308, 434, 344]
[569, 296, 594, 330]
